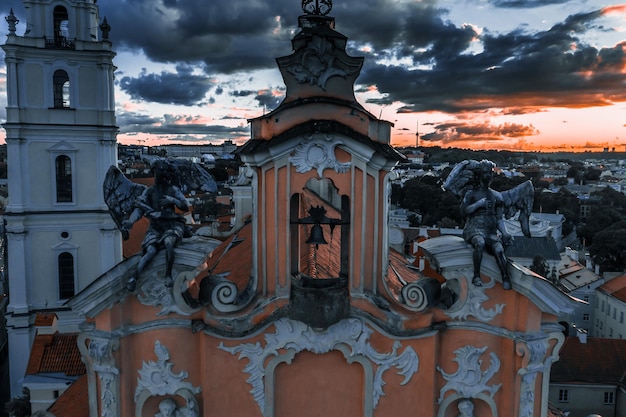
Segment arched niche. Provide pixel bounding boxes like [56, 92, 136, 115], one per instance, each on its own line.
[290, 178, 350, 279]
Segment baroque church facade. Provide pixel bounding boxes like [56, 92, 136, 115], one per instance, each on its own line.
[4, 1, 579, 416]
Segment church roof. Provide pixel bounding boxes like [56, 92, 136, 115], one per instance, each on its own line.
[239, 119, 405, 162]
[550, 337, 626, 384]
[25, 332, 85, 377]
[46, 373, 90, 417]
[419, 235, 581, 316]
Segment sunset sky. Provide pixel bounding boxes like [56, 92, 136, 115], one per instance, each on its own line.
[1, 0, 625, 152]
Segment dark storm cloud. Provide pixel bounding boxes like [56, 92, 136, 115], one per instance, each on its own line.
[118, 64, 215, 106]
[358, 6, 626, 113]
[97, 0, 298, 74]
[1, 0, 625, 120]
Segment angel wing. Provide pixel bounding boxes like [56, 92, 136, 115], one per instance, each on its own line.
[501, 180, 534, 237]
[167, 159, 218, 194]
[103, 165, 146, 232]
[441, 159, 482, 198]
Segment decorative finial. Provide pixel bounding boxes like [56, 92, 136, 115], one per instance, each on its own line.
[100, 17, 110, 40]
[302, 0, 332, 16]
[6, 9, 19, 35]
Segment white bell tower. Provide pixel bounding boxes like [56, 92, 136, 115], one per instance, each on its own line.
[2, 0, 121, 396]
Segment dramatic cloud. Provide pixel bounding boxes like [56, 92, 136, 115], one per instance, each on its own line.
[421, 121, 539, 144]
[0, 0, 624, 148]
[358, 8, 626, 115]
[119, 64, 215, 106]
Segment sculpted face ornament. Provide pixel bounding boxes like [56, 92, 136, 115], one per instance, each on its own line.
[302, 0, 333, 15]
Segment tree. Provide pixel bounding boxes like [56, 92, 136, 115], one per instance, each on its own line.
[530, 255, 549, 278]
[578, 206, 625, 247]
[5, 388, 31, 417]
[589, 226, 626, 272]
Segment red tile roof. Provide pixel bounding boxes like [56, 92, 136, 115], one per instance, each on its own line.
[550, 337, 626, 384]
[47, 373, 89, 417]
[34, 312, 57, 327]
[598, 274, 626, 303]
[25, 332, 85, 377]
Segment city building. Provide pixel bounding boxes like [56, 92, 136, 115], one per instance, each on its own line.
[593, 274, 626, 339]
[1, 0, 122, 397]
[549, 336, 626, 417]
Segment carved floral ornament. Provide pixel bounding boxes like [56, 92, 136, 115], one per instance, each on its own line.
[436, 345, 502, 417]
[219, 317, 418, 415]
[289, 133, 351, 177]
[283, 34, 360, 90]
[135, 341, 201, 417]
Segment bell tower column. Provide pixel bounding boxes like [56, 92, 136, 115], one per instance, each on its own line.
[2, 1, 122, 397]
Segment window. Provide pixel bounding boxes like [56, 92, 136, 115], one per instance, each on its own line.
[610, 327, 613, 337]
[58, 252, 75, 299]
[613, 307, 617, 319]
[621, 311, 624, 324]
[558, 389, 569, 403]
[53, 70, 70, 108]
[55, 155, 72, 202]
[583, 313, 590, 321]
[583, 296, 589, 303]
[53, 6, 69, 39]
[602, 300, 605, 312]
[604, 391, 615, 404]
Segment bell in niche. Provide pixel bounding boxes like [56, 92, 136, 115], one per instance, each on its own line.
[306, 224, 327, 246]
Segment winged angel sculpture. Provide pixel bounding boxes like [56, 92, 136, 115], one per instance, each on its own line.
[103, 159, 217, 291]
[442, 160, 533, 290]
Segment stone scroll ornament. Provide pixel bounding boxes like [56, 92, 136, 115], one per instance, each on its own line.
[135, 341, 201, 400]
[446, 272, 505, 322]
[88, 337, 120, 417]
[436, 345, 501, 403]
[219, 318, 418, 413]
[289, 134, 351, 178]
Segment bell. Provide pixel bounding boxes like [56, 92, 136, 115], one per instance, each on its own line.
[306, 224, 327, 245]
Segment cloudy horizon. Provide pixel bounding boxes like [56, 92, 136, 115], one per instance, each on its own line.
[1, 0, 625, 152]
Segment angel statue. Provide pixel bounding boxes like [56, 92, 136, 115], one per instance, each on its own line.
[103, 158, 217, 291]
[443, 160, 533, 290]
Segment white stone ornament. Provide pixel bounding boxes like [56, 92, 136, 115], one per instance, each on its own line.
[289, 134, 351, 177]
[446, 273, 504, 322]
[135, 341, 201, 400]
[137, 271, 192, 316]
[219, 317, 418, 414]
[437, 345, 501, 403]
[516, 337, 550, 417]
[284, 35, 360, 90]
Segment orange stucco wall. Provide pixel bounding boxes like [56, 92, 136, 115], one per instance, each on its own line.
[89, 281, 558, 417]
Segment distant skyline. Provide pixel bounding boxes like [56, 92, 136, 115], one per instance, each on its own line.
[0, 0, 625, 152]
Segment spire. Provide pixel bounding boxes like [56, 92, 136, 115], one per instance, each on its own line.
[5, 8, 19, 35]
[100, 16, 110, 40]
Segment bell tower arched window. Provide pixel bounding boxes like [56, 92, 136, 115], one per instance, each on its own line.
[53, 70, 70, 108]
[54, 6, 69, 42]
[55, 155, 73, 202]
[58, 252, 75, 299]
